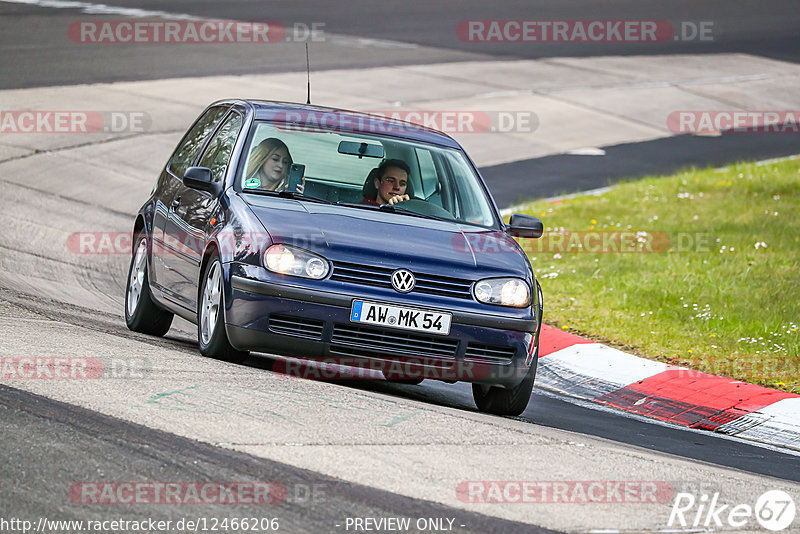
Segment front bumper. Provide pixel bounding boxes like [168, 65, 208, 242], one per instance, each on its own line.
[225, 266, 538, 388]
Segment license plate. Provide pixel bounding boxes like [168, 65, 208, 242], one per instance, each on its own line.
[350, 300, 452, 335]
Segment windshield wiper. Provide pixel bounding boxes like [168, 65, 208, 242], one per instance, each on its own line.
[333, 201, 380, 211]
[377, 204, 445, 221]
[329, 201, 443, 221]
[244, 189, 333, 204]
[277, 190, 334, 204]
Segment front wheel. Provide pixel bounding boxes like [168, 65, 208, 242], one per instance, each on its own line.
[198, 255, 248, 364]
[472, 358, 537, 416]
[125, 233, 173, 336]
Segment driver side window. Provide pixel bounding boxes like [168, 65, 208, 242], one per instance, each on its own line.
[198, 112, 243, 183]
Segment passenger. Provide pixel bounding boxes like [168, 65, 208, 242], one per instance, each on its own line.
[362, 159, 411, 206]
[244, 138, 304, 193]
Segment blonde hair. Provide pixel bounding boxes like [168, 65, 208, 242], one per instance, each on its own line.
[245, 138, 292, 188]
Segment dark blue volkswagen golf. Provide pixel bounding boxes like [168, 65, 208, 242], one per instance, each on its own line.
[125, 99, 543, 416]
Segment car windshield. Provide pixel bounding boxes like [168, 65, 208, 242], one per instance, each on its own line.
[238, 121, 500, 228]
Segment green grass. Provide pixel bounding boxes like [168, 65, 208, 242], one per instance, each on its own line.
[515, 157, 800, 393]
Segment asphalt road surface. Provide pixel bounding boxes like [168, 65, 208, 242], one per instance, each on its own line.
[0, 383, 554, 534]
[4, 0, 798, 195]
[2, 288, 799, 532]
[2, 0, 799, 89]
[1, 1, 799, 532]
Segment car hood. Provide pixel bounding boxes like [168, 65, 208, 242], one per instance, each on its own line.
[243, 196, 531, 278]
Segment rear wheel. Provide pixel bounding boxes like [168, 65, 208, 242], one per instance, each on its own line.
[125, 233, 173, 336]
[198, 254, 248, 364]
[472, 357, 537, 416]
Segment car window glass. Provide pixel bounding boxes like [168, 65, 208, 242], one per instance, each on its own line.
[439, 150, 495, 226]
[239, 121, 499, 229]
[169, 106, 228, 178]
[416, 148, 438, 197]
[198, 112, 243, 183]
[246, 131, 377, 186]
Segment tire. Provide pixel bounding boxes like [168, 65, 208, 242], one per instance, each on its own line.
[125, 233, 173, 336]
[472, 356, 537, 416]
[197, 254, 248, 364]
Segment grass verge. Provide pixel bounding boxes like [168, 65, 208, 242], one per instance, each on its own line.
[514, 157, 799, 393]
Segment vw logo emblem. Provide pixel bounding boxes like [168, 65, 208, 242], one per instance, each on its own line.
[391, 269, 415, 293]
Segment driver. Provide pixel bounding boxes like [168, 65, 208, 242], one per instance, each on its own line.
[362, 159, 411, 206]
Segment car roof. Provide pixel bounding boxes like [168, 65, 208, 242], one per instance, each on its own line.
[220, 99, 463, 149]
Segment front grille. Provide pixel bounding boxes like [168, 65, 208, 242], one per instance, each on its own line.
[464, 342, 516, 364]
[330, 260, 473, 299]
[268, 315, 325, 339]
[414, 272, 473, 299]
[329, 261, 393, 289]
[330, 324, 458, 359]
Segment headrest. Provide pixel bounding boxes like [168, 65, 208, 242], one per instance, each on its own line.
[361, 167, 381, 199]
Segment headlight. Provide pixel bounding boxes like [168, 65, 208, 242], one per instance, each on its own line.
[473, 277, 531, 307]
[264, 244, 330, 279]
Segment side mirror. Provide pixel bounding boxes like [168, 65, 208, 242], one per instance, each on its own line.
[183, 166, 221, 196]
[506, 213, 543, 238]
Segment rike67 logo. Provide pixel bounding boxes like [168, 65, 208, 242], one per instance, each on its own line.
[668, 490, 796, 531]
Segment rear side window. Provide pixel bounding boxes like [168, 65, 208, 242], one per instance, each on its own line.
[198, 112, 243, 183]
[169, 106, 228, 178]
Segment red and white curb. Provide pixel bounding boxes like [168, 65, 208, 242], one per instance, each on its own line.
[536, 325, 800, 451]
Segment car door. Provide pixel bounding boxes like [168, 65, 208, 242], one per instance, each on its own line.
[162, 110, 244, 310]
[151, 105, 229, 305]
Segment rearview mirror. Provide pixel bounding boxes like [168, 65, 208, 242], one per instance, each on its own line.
[338, 141, 384, 159]
[183, 166, 221, 197]
[506, 213, 543, 238]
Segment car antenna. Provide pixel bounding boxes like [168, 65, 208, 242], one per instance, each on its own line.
[305, 41, 311, 105]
